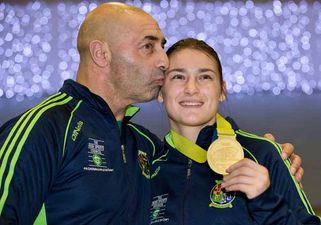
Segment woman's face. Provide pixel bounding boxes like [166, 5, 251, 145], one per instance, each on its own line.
[159, 48, 225, 130]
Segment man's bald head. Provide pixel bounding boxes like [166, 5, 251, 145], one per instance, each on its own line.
[75, 2, 168, 118]
[77, 3, 152, 58]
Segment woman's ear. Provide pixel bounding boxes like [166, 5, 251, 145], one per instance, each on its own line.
[219, 81, 227, 102]
[157, 90, 164, 103]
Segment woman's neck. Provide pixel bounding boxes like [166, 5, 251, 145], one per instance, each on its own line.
[169, 118, 218, 143]
[169, 124, 202, 143]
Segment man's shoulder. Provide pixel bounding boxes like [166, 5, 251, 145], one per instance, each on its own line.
[1, 92, 79, 138]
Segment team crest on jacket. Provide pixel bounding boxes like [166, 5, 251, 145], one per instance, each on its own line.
[138, 150, 160, 179]
[209, 180, 235, 208]
[138, 150, 151, 179]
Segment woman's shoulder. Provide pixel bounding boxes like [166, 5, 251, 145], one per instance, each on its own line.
[236, 129, 284, 166]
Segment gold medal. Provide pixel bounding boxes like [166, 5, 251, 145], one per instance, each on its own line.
[207, 136, 244, 175]
[169, 114, 244, 175]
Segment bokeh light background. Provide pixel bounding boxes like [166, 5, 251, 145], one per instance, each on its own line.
[1, 0, 321, 210]
[1, 0, 321, 101]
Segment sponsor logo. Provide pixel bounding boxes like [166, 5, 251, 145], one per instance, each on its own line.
[83, 138, 114, 172]
[72, 121, 83, 141]
[209, 180, 235, 208]
[150, 194, 169, 224]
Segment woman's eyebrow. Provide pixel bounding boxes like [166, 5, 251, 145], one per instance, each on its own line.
[198, 68, 215, 73]
[166, 68, 185, 73]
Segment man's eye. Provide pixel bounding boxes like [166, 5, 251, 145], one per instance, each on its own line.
[143, 43, 153, 50]
[141, 43, 154, 54]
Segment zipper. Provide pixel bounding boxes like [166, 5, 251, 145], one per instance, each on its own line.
[121, 144, 127, 163]
[183, 159, 193, 225]
[186, 159, 192, 179]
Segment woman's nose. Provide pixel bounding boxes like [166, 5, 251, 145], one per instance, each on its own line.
[185, 78, 198, 95]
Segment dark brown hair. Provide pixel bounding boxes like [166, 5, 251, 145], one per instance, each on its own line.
[166, 38, 223, 86]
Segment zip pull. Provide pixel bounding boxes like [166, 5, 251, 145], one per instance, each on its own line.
[186, 159, 192, 179]
[121, 144, 127, 163]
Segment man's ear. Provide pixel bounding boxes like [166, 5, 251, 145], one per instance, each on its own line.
[157, 91, 164, 103]
[89, 40, 111, 67]
[219, 81, 227, 102]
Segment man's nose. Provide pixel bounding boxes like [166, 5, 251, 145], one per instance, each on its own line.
[157, 50, 169, 71]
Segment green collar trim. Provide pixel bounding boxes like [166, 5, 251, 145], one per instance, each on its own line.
[125, 105, 140, 117]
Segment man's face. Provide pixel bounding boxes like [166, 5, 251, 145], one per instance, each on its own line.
[109, 13, 169, 104]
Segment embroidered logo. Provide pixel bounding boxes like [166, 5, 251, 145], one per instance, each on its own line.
[138, 150, 151, 178]
[209, 180, 235, 208]
[138, 150, 160, 179]
[83, 138, 114, 172]
[150, 194, 169, 224]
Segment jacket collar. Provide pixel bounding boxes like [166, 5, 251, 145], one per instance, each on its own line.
[60, 79, 140, 121]
[164, 116, 240, 160]
[165, 124, 216, 151]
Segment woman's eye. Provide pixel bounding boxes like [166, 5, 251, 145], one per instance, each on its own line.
[172, 74, 184, 80]
[200, 75, 213, 80]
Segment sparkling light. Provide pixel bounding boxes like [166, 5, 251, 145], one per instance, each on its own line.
[0, 0, 320, 100]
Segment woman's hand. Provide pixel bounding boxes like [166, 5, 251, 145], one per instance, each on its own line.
[221, 158, 270, 199]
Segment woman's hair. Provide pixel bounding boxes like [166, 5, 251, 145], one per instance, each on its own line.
[166, 38, 223, 86]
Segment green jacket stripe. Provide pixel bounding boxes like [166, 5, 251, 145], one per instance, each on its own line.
[127, 123, 156, 157]
[0, 95, 73, 214]
[0, 93, 67, 193]
[33, 204, 47, 225]
[0, 92, 63, 160]
[237, 129, 316, 216]
[242, 146, 258, 163]
[62, 100, 83, 157]
[0, 93, 66, 192]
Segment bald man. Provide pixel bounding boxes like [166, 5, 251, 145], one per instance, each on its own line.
[0, 2, 303, 225]
[0, 3, 167, 225]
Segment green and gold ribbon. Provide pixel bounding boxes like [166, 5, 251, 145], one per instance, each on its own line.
[170, 114, 236, 163]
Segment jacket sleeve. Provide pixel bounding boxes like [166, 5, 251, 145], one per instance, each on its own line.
[248, 141, 321, 225]
[0, 115, 62, 225]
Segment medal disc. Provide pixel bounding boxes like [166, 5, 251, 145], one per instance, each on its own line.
[207, 137, 244, 175]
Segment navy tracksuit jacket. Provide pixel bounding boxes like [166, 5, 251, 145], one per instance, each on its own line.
[0, 79, 162, 225]
[150, 120, 320, 225]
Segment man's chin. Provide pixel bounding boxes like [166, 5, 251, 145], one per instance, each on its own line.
[133, 87, 161, 103]
[149, 87, 162, 101]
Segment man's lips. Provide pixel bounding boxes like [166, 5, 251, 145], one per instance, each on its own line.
[154, 78, 164, 85]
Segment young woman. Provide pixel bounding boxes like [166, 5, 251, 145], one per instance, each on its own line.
[150, 38, 320, 225]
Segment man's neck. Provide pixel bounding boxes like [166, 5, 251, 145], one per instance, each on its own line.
[76, 69, 128, 121]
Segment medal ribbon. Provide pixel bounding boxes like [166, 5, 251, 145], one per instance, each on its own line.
[170, 114, 236, 163]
